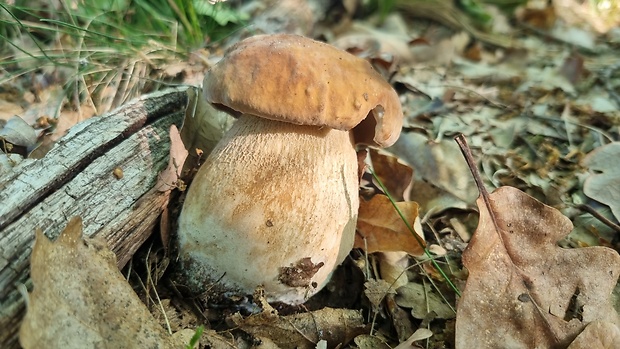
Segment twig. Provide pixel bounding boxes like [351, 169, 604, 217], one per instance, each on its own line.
[454, 133, 508, 249]
[454, 134, 488, 199]
[574, 204, 620, 233]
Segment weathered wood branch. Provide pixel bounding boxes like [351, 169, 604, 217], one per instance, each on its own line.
[0, 86, 191, 348]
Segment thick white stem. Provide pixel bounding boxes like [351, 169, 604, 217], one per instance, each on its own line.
[177, 115, 359, 304]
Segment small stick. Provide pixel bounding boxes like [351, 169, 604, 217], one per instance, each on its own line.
[454, 133, 505, 241]
[454, 134, 489, 202]
[574, 204, 620, 233]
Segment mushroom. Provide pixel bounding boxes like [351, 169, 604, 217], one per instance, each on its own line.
[177, 34, 403, 304]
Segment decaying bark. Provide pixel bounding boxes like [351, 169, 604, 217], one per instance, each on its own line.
[0, 86, 190, 348]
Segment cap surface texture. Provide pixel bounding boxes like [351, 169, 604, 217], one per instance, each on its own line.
[203, 34, 403, 147]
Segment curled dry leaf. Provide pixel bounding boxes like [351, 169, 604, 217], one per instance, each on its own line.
[332, 18, 415, 66]
[368, 148, 413, 201]
[385, 294, 417, 342]
[355, 194, 425, 256]
[251, 0, 317, 35]
[231, 307, 366, 349]
[200, 329, 241, 349]
[455, 186, 620, 349]
[0, 115, 37, 148]
[155, 125, 188, 192]
[581, 142, 620, 222]
[19, 217, 187, 349]
[377, 251, 410, 290]
[393, 328, 434, 349]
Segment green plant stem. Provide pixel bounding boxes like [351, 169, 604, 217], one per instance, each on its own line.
[369, 169, 462, 297]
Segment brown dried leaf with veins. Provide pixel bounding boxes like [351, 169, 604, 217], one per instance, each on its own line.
[455, 186, 620, 349]
[19, 217, 190, 349]
[355, 194, 424, 256]
[368, 148, 413, 201]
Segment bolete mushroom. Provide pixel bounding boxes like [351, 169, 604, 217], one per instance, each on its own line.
[177, 34, 403, 304]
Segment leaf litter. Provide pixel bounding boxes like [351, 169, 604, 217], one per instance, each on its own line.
[19, 217, 194, 349]
[581, 142, 620, 223]
[7, 0, 620, 348]
[455, 186, 620, 348]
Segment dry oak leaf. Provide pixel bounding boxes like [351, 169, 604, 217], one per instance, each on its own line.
[368, 148, 413, 201]
[455, 186, 620, 349]
[566, 320, 620, 349]
[19, 217, 190, 349]
[231, 307, 366, 349]
[355, 194, 425, 256]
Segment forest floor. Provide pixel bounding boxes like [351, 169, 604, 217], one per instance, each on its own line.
[2, 0, 620, 348]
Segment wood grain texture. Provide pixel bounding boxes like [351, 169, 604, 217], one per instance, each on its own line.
[0, 86, 190, 348]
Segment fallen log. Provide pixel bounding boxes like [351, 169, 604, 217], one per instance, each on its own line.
[0, 86, 190, 348]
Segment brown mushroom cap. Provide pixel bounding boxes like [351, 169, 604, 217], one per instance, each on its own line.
[203, 34, 403, 147]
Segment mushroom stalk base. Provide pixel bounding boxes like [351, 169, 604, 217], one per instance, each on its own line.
[176, 114, 359, 304]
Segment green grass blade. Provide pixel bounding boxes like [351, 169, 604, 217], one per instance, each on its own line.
[369, 169, 462, 297]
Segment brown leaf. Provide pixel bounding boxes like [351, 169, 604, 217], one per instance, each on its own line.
[0, 97, 25, 122]
[368, 148, 413, 201]
[517, 5, 557, 30]
[560, 52, 588, 85]
[567, 320, 620, 349]
[355, 194, 424, 256]
[232, 307, 366, 349]
[455, 187, 620, 349]
[364, 279, 397, 311]
[385, 294, 416, 342]
[155, 125, 188, 192]
[377, 251, 409, 289]
[19, 217, 186, 349]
